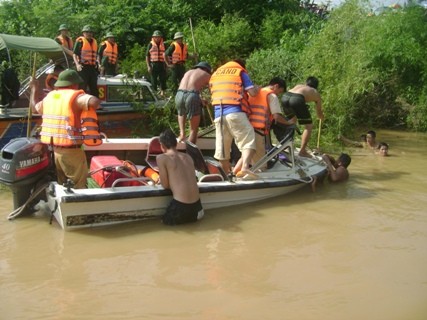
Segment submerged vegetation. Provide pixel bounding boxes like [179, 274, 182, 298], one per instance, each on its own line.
[1, 0, 426, 143]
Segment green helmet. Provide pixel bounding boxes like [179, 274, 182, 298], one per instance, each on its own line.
[54, 69, 83, 87]
[82, 25, 93, 33]
[58, 24, 69, 31]
[152, 30, 163, 37]
[173, 32, 184, 40]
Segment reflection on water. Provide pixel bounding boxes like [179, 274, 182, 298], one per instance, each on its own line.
[1, 130, 427, 320]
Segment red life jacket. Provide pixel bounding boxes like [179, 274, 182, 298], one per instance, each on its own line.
[80, 107, 103, 146]
[149, 39, 165, 62]
[101, 40, 118, 64]
[76, 36, 98, 65]
[171, 41, 188, 64]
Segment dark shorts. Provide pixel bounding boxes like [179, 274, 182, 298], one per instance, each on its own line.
[281, 92, 312, 125]
[162, 198, 204, 225]
[175, 90, 202, 118]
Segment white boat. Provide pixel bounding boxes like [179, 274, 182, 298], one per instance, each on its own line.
[0, 129, 327, 230]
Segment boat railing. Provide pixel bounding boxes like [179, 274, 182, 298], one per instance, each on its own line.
[250, 125, 296, 172]
[19, 61, 55, 98]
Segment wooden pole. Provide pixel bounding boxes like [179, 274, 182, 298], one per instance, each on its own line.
[27, 53, 37, 137]
[189, 18, 198, 63]
[316, 118, 322, 150]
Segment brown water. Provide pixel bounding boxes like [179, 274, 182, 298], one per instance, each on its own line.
[1, 130, 426, 320]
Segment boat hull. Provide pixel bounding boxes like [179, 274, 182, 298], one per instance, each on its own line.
[47, 156, 325, 230]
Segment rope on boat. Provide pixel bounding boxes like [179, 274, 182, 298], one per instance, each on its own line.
[7, 182, 50, 220]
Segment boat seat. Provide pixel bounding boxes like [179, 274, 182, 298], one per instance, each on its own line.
[185, 141, 228, 181]
[145, 137, 162, 172]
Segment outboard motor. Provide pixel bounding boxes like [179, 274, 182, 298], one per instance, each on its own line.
[0, 137, 52, 215]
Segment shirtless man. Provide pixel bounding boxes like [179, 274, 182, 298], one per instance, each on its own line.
[156, 128, 204, 225]
[282, 76, 324, 157]
[339, 130, 378, 149]
[175, 61, 212, 143]
[322, 153, 351, 182]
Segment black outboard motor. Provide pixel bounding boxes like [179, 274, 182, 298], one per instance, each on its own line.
[0, 137, 52, 215]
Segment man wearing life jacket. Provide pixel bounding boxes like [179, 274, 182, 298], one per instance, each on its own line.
[282, 76, 324, 157]
[175, 61, 212, 144]
[146, 30, 167, 97]
[29, 69, 102, 189]
[234, 77, 296, 172]
[164, 32, 196, 92]
[55, 24, 74, 65]
[98, 32, 118, 76]
[73, 25, 99, 98]
[209, 59, 260, 178]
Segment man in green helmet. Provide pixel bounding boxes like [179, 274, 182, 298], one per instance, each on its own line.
[55, 24, 74, 64]
[164, 31, 197, 92]
[98, 32, 119, 76]
[73, 25, 99, 97]
[146, 30, 167, 96]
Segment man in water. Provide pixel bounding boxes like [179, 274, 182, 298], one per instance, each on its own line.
[156, 128, 204, 225]
[311, 153, 351, 192]
[339, 130, 378, 149]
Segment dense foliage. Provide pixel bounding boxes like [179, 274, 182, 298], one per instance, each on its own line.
[1, 0, 426, 140]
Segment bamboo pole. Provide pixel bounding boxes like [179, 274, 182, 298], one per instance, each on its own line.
[27, 53, 37, 137]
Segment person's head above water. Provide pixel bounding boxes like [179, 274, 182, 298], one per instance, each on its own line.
[337, 153, 351, 168]
[377, 142, 389, 156]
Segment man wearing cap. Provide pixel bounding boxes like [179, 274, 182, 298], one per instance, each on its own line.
[29, 69, 101, 189]
[175, 61, 212, 143]
[98, 32, 118, 76]
[146, 30, 167, 97]
[55, 24, 74, 62]
[73, 25, 99, 97]
[164, 32, 196, 92]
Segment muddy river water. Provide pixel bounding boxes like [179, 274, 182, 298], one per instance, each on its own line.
[0, 130, 426, 319]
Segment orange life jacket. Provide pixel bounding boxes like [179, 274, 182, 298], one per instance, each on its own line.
[40, 89, 85, 146]
[209, 61, 249, 112]
[149, 39, 165, 62]
[76, 36, 98, 65]
[80, 108, 102, 146]
[248, 87, 274, 135]
[56, 35, 74, 50]
[101, 40, 118, 64]
[171, 41, 188, 64]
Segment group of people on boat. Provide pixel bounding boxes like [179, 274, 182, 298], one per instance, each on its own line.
[27, 23, 392, 226]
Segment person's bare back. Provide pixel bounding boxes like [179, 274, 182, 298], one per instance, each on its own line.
[157, 149, 199, 204]
[289, 84, 320, 104]
[178, 68, 211, 92]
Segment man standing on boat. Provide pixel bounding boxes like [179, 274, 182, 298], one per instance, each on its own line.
[98, 32, 118, 77]
[282, 76, 324, 157]
[164, 32, 196, 92]
[156, 128, 204, 225]
[29, 69, 101, 189]
[55, 24, 74, 65]
[73, 25, 99, 98]
[234, 77, 296, 172]
[209, 59, 260, 178]
[175, 61, 212, 144]
[146, 30, 167, 97]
